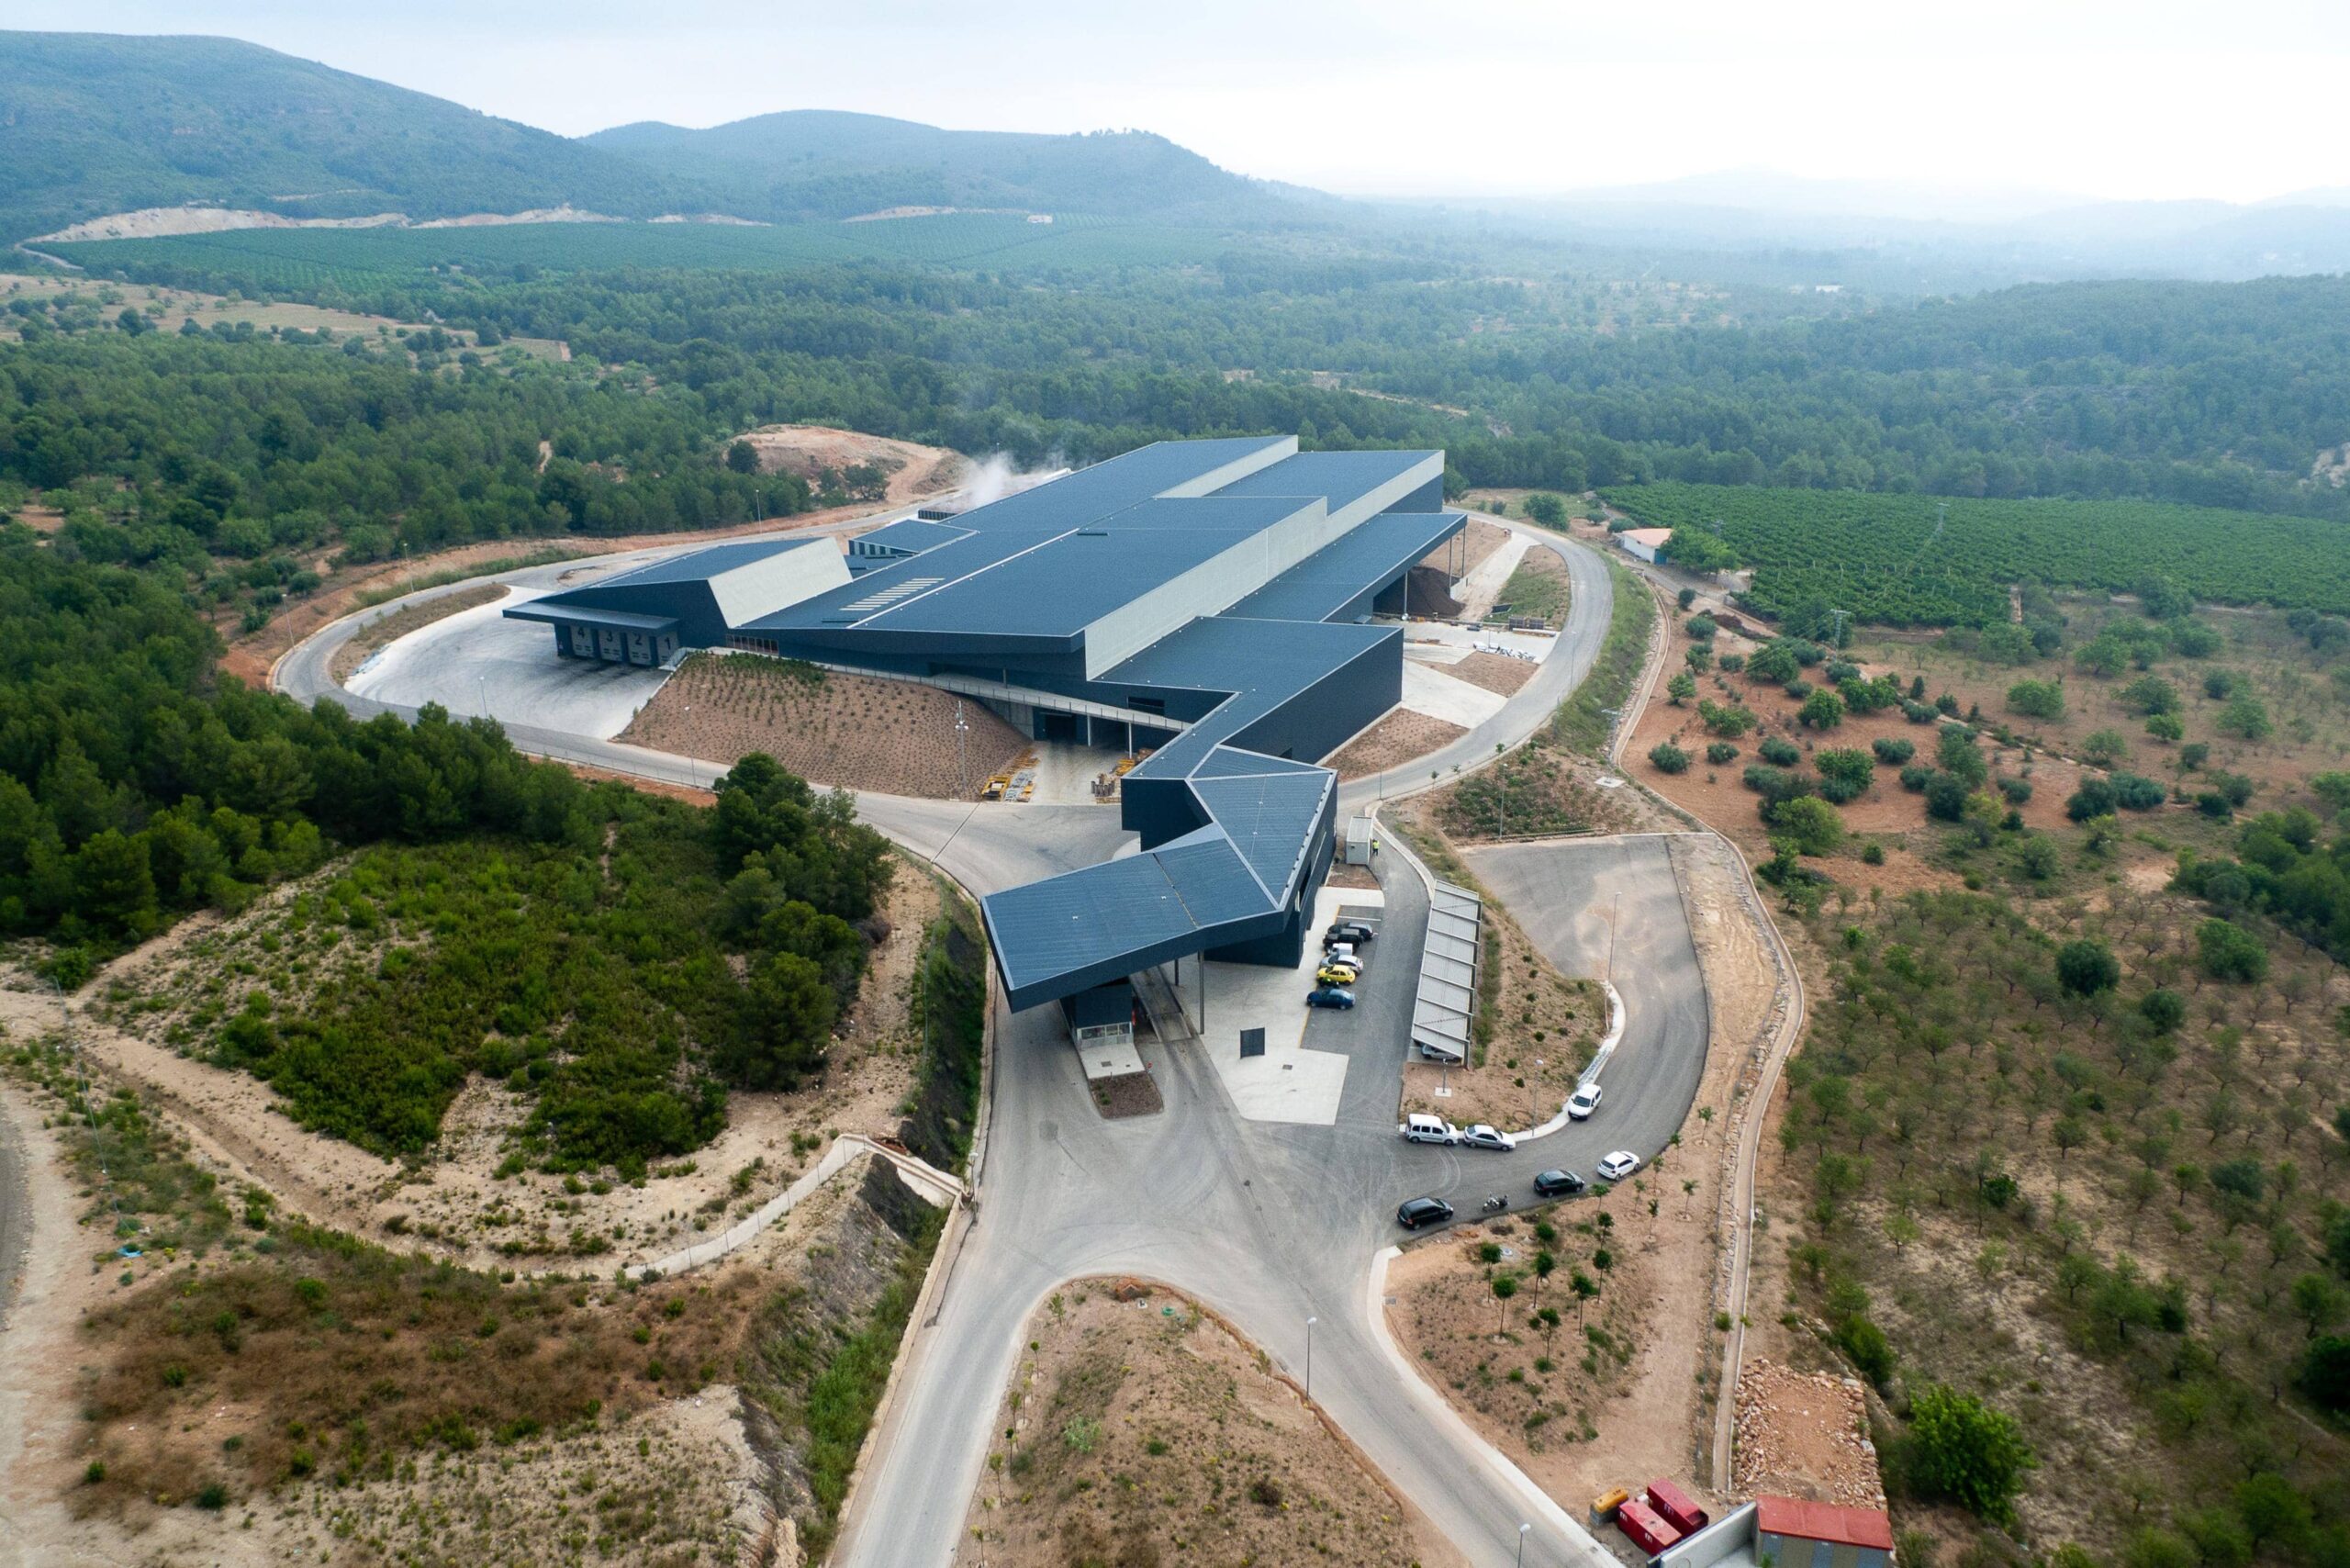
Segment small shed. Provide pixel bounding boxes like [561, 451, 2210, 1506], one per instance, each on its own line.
[1617, 527, 1673, 565]
[1344, 814, 1379, 866]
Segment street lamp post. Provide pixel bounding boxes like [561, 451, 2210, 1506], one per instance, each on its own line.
[1531, 1058, 1541, 1125]
[1517, 1521, 1531, 1566]
[1305, 1316, 1316, 1398]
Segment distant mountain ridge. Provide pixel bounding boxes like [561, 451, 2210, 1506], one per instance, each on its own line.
[582, 109, 1278, 221]
[0, 32, 691, 241]
[0, 31, 1294, 241]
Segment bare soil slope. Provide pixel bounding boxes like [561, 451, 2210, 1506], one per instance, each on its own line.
[618, 653, 1026, 799]
[965, 1282, 1461, 1568]
[736, 424, 966, 500]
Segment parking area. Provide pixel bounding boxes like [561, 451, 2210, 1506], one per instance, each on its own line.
[347, 588, 671, 739]
[1175, 889, 1386, 1126]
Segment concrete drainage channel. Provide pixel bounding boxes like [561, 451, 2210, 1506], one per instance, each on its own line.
[627, 1134, 964, 1282]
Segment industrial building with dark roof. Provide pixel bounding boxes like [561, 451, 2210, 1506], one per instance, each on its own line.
[508, 435, 1464, 1011]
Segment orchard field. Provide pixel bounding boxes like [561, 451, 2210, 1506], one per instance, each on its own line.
[47, 212, 1240, 292]
[1604, 483, 2350, 626]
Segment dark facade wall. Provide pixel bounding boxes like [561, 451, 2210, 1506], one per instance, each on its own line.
[1395, 476, 1446, 511]
[1229, 632, 1403, 766]
[1122, 775, 1210, 851]
[557, 581, 727, 648]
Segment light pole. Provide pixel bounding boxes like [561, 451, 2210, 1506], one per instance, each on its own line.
[953, 701, 971, 798]
[1531, 1058, 1541, 1125]
[1305, 1316, 1316, 1398]
[478, 675, 488, 720]
[1517, 1521, 1531, 1566]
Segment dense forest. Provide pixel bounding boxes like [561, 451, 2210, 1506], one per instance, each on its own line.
[0, 33, 687, 240]
[40, 251, 2350, 532]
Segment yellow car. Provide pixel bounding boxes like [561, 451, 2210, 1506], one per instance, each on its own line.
[1315, 961, 1361, 987]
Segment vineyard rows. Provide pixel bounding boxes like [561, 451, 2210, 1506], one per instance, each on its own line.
[1604, 483, 2350, 625]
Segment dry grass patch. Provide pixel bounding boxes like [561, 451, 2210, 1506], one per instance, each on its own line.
[1449, 650, 1540, 698]
[76, 1231, 755, 1518]
[965, 1282, 1455, 1568]
[1327, 709, 1469, 781]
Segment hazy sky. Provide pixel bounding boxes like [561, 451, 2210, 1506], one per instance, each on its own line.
[13, 0, 2347, 204]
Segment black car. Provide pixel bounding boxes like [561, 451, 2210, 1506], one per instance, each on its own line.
[1326, 920, 1377, 946]
[1396, 1196, 1454, 1230]
[1533, 1169, 1586, 1197]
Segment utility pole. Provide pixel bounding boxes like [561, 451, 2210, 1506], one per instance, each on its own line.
[1828, 607, 1849, 647]
[953, 701, 971, 798]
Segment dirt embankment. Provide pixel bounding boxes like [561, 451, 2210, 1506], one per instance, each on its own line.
[1328, 709, 1470, 781]
[965, 1281, 1462, 1568]
[1449, 650, 1540, 698]
[0, 1037, 919, 1568]
[618, 653, 1027, 800]
[736, 424, 968, 501]
[12, 854, 945, 1275]
[223, 433, 964, 692]
[1424, 515, 1514, 578]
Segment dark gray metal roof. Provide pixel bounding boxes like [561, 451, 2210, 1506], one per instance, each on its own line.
[852, 517, 971, 554]
[981, 825, 1284, 1007]
[598, 536, 814, 588]
[1224, 510, 1464, 623]
[1191, 768, 1334, 894]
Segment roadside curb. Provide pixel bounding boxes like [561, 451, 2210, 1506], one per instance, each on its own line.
[1365, 1246, 1619, 1567]
[1502, 979, 1624, 1143]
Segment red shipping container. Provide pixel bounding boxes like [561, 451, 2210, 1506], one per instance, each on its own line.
[1617, 1498, 1684, 1555]
[1645, 1478, 1709, 1535]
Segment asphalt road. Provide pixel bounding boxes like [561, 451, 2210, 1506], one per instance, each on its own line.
[1460, 835, 1711, 1190]
[273, 521, 1709, 1567]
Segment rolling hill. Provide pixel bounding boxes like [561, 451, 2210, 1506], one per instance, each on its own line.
[0, 32, 1302, 242]
[584, 109, 1282, 221]
[0, 32, 696, 241]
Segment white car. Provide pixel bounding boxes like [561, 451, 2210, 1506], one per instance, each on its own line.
[1567, 1083, 1603, 1120]
[1458, 1124, 1517, 1153]
[1596, 1150, 1639, 1182]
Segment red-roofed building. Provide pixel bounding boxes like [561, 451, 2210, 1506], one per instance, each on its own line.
[1756, 1495, 1895, 1567]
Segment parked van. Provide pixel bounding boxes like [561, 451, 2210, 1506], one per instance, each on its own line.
[1400, 1114, 1460, 1145]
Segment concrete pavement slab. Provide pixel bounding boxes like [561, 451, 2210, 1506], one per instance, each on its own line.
[348, 588, 671, 739]
[1184, 886, 1384, 1126]
[1401, 660, 1509, 727]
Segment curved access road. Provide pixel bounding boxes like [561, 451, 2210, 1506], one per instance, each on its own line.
[274, 518, 1712, 1567]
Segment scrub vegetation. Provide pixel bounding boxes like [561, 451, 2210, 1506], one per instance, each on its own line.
[1551, 554, 1658, 755]
[195, 762, 891, 1170]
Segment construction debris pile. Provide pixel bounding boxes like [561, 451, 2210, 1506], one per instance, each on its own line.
[1732, 1359, 1887, 1510]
